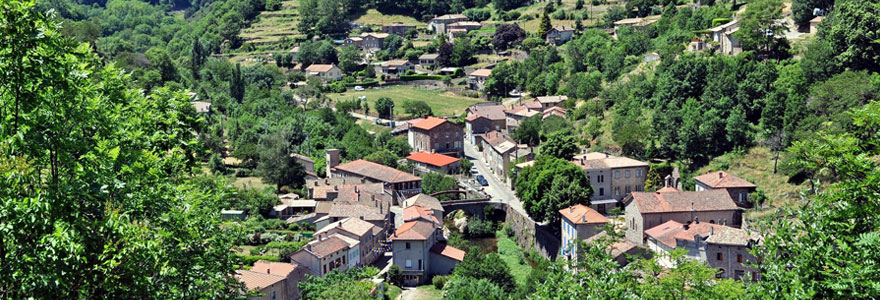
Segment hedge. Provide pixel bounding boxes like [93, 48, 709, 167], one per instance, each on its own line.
[400, 74, 447, 81]
[344, 79, 379, 87]
[238, 255, 279, 265]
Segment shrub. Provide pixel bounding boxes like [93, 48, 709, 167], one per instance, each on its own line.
[466, 218, 496, 238]
[399, 74, 446, 81]
[433, 275, 451, 289]
[238, 255, 278, 265]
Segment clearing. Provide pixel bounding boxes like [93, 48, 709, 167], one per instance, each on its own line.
[496, 232, 534, 285]
[399, 285, 442, 300]
[327, 85, 484, 118]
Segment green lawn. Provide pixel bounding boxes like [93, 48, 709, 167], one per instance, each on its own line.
[355, 9, 425, 26]
[411, 285, 443, 299]
[496, 232, 532, 285]
[385, 285, 402, 300]
[328, 86, 484, 118]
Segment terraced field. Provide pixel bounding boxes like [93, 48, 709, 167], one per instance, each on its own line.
[239, 0, 302, 47]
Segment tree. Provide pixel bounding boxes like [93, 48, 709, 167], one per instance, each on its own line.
[541, 132, 579, 160]
[734, 0, 789, 59]
[338, 46, 363, 74]
[484, 61, 519, 98]
[453, 251, 517, 292]
[512, 115, 541, 146]
[230, 63, 245, 103]
[363, 149, 400, 168]
[191, 37, 205, 80]
[791, 0, 833, 27]
[382, 34, 405, 54]
[821, 0, 880, 72]
[0, 3, 242, 297]
[539, 11, 552, 36]
[450, 38, 475, 67]
[492, 24, 527, 51]
[402, 100, 433, 117]
[363, 62, 377, 79]
[515, 156, 593, 223]
[493, 0, 527, 10]
[209, 153, 229, 175]
[421, 172, 459, 200]
[375, 97, 394, 119]
[437, 42, 454, 66]
[459, 157, 473, 174]
[257, 132, 306, 191]
[385, 265, 404, 286]
[725, 104, 751, 150]
[443, 277, 507, 300]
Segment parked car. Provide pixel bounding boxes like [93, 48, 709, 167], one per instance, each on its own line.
[469, 166, 478, 174]
[354, 86, 365, 91]
[476, 175, 488, 186]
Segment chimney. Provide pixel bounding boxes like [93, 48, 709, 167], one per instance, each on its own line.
[267, 268, 271, 274]
[719, 171, 724, 179]
[371, 195, 375, 201]
[581, 215, 586, 223]
[695, 216, 699, 224]
[355, 186, 359, 193]
[326, 149, 340, 178]
[710, 226, 714, 236]
[664, 175, 672, 188]
[605, 153, 610, 158]
[691, 201, 695, 222]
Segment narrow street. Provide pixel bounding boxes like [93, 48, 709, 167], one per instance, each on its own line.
[463, 140, 526, 215]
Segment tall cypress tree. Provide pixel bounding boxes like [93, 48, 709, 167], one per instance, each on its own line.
[230, 63, 244, 103]
[190, 37, 204, 80]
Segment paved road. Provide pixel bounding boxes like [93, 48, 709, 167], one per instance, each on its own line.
[463, 141, 526, 215]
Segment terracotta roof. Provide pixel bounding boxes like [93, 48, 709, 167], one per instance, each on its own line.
[305, 64, 336, 73]
[628, 189, 738, 214]
[252, 260, 303, 278]
[656, 186, 680, 193]
[542, 106, 567, 119]
[334, 159, 421, 183]
[470, 69, 492, 77]
[391, 219, 436, 240]
[315, 201, 333, 214]
[382, 59, 411, 67]
[693, 171, 756, 189]
[406, 152, 460, 167]
[403, 205, 440, 225]
[536, 95, 568, 104]
[467, 102, 507, 121]
[306, 236, 349, 258]
[430, 243, 466, 261]
[236, 270, 286, 291]
[411, 116, 448, 130]
[403, 194, 444, 211]
[334, 183, 392, 204]
[571, 152, 649, 170]
[315, 217, 380, 238]
[672, 222, 727, 242]
[583, 232, 638, 257]
[644, 220, 684, 247]
[524, 101, 542, 110]
[328, 203, 387, 221]
[559, 204, 609, 225]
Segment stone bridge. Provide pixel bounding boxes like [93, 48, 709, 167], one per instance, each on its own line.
[441, 201, 560, 260]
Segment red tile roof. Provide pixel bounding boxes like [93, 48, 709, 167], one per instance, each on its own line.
[412, 116, 448, 130]
[235, 270, 286, 291]
[334, 159, 421, 183]
[305, 64, 336, 73]
[403, 205, 440, 225]
[467, 103, 507, 120]
[558, 204, 609, 225]
[470, 69, 492, 77]
[306, 236, 350, 258]
[628, 189, 738, 214]
[644, 220, 684, 248]
[430, 243, 466, 261]
[403, 194, 444, 211]
[406, 152, 460, 167]
[252, 260, 303, 278]
[391, 219, 436, 240]
[693, 171, 756, 189]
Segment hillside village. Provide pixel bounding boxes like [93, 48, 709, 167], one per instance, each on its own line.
[4, 0, 880, 299]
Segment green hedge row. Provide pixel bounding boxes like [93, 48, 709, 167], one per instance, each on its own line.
[344, 80, 379, 87]
[238, 255, 279, 265]
[400, 74, 447, 81]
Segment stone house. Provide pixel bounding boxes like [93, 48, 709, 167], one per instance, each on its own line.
[382, 22, 416, 35]
[381, 59, 414, 76]
[559, 204, 609, 259]
[304, 64, 342, 81]
[465, 102, 507, 144]
[406, 152, 461, 174]
[390, 209, 464, 286]
[535, 95, 567, 110]
[584, 232, 643, 266]
[289, 236, 351, 277]
[247, 260, 310, 300]
[446, 21, 482, 34]
[290, 153, 315, 177]
[235, 269, 289, 300]
[407, 116, 463, 157]
[480, 131, 516, 179]
[361, 32, 389, 49]
[571, 152, 649, 214]
[343, 36, 363, 48]
[428, 14, 468, 33]
[644, 220, 761, 281]
[708, 20, 741, 56]
[546, 25, 575, 45]
[418, 53, 439, 66]
[623, 186, 741, 245]
[327, 155, 423, 199]
[694, 171, 757, 208]
[468, 68, 492, 91]
[314, 217, 385, 267]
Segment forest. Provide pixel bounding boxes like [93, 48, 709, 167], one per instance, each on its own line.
[1, 0, 879, 298]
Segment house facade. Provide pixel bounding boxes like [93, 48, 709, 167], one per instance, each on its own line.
[571, 152, 649, 214]
[248, 260, 310, 300]
[708, 20, 741, 56]
[313, 217, 384, 267]
[391, 207, 464, 286]
[407, 117, 463, 157]
[624, 187, 741, 245]
[468, 69, 492, 91]
[289, 236, 351, 278]
[304, 64, 342, 81]
[327, 155, 423, 199]
[418, 53, 439, 66]
[382, 22, 415, 35]
[428, 14, 468, 33]
[465, 102, 507, 144]
[362, 32, 389, 49]
[546, 26, 575, 45]
[645, 220, 761, 281]
[694, 171, 757, 208]
[559, 204, 609, 259]
[480, 131, 516, 179]
[381, 59, 414, 76]
[235, 270, 289, 300]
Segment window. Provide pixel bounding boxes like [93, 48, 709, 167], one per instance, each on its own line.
[406, 242, 410, 249]
[735, 270, 745, 279]
[739, 192, 749, 202]
[324, 265, 327, 274]
[615, 171, 620, 178]
[598, 175, 604, 183]
[737, 254, 743, 263]
[717, 268, 725, 278]
[615, 187, 620, 196]
[405, 259, 412, 268]
[599, 188, 604, 196]
[717, 253, 724, 261]
[625, 170, 631, 178]
[342, 255, 346, 265]
[418, 259, 422, 270]
[625, 186, 631, 194]
[636, 169, 643, 177]
[271, 291, 276, 300]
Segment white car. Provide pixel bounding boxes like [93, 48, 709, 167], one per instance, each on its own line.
[354, 86, 365, 91]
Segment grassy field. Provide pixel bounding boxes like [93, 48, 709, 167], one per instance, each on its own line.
[240, 0, 302, 46]
[328, 85, 483, 118]
[233, 176, 270, 191]
[356, 119, 393, 134]
[697, 147, 810, 220]
[496, 232, 533, 285]
[355, 9, 425, 26]
[408, 285, 442, 300]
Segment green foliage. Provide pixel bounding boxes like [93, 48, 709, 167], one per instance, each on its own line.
[300, 268, 378, 300]
[450, 38, 476, 67]
[443, 276, 508, 300]
[644, 162, 673, 191]
[433, 274, 451, 289]
[400, 74, 447, 81]
[539, 11, 552, 35]
[512, 115, 541, 146]
[375, 97, 394, 119]
[466, 218, 496, 238]
[363, 149, 400, 168]
[256, 132, 306, 191]
[493, 0, 527, 11]
[338, 46, 363, 74]
[454, 251, 517, 292]
[734, 0, 790, 59]
[463, 7, 491, 21]
[540, 132, 579, 160]
[210, 153, 230, 175]
[421, 172, 459, 200]
[515, 156, 592, 224]
[821, 0, 880, 72]
[402, 100, 433, 117]
[386, 265, 404, 286]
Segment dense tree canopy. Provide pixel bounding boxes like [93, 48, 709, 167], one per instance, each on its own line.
[515, 156, 592, 224]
